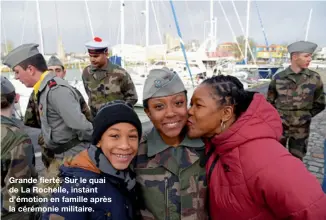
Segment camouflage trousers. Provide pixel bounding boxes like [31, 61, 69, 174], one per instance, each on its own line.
[280, 123, 311, 160]
[38, 134, 89, 168]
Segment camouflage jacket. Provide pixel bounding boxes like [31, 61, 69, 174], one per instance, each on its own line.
[82, 61, 138, 117]
[74, 87, 93, 122]
[23, 90, 41, 129]
[267, 67, 325, 127]
[1, 115, 37, 215]
[134, 128, 208, 220]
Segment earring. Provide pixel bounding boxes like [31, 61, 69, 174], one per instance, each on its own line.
[220, 121, 226, 132]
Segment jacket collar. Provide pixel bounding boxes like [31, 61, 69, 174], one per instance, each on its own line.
[147, 127, 204, 157]
[145, 128, 204, 176]
[33, 71, 50, 98]
[38, 71, 56, 92]
[284, 67, 311, 83]
[90, 59, 110, 72]
[286, 66, 311, 77]
[1, 115, 19, 127]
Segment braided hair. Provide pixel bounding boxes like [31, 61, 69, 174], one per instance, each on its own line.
[202, 75, 256, 118]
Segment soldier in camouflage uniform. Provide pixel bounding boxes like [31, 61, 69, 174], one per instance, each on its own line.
[135, 68, 208, 220]
[82, 37, 138, 117]
[267, 41, 326, 160]
[23, 55, 93, 168]
[1, 76, 38, 220]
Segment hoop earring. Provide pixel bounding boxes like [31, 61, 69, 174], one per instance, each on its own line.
[220, 121, 226, 132]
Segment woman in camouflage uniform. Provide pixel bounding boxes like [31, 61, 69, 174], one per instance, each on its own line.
[135, 68, 208, 220]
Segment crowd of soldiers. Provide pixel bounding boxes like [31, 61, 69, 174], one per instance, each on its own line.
[1, 38, 325, 220]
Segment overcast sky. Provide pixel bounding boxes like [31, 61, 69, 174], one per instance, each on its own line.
[1, 0, 326, 53]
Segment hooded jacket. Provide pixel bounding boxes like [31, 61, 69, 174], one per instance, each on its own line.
[206, 93, 326, 220]
[42, 145, 138, 220]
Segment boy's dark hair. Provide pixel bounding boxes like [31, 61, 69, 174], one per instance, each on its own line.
[18, 54, 47, 72]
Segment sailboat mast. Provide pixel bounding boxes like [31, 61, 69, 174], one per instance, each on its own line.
[244, 0, 251, 64]
[145, 0, 149, 48]
[120, 0, 125, 67]
[54, 0, 60, 39]
[36, 0, 44, 54]
[305, 8, 313, 41]
[145, 0, 149, 64]
[84, 0, 94, 38]
[1, 14, 9, 54]
[214, 17, 217, 42]
[218, 0, 244, 59]
[209, 0, 214, 51]
[21, 1, 28, 45]
[150, 0, 166, 61]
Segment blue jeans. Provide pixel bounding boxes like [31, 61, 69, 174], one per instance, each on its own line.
[322, 139, 326, 193]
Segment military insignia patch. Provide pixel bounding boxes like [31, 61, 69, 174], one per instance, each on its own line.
[47, 79, 57, 88]
[154, 80, 162, 88]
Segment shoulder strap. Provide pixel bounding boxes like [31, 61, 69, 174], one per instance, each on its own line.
[205, 145, 220, 219]
[40, 80, 58, 134]
[207, 154, 220, 183]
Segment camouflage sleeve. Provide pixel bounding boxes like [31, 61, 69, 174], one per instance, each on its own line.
[267, 78, 277, 106]
[23, 92, 41, 129]
[3, 139, 36, 210]
[74, 87, 93, 122]
[82, 67, 91, 97]
[311, 76, 325, 117]
[121, 71, 138, 106]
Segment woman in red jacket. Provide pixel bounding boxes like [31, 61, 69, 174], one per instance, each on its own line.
[187, 75, 326, 220]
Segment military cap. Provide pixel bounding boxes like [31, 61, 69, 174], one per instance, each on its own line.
[1, 76, 15, 95]
[47, 55, 63, 67]
[2, 43, 40, 69]
[1, 76, 16, 105]
[85, 37, 109, 54]
[143, 67, 186, 101]
[287, 41, 318, 54]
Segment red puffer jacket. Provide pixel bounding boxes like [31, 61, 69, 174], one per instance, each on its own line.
[206, 93, 326, 220]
